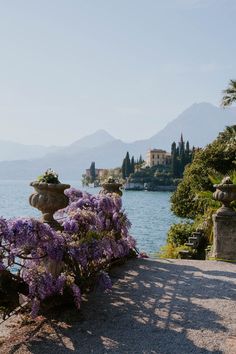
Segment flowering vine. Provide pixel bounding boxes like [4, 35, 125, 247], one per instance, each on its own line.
[0, 188, 137, 318]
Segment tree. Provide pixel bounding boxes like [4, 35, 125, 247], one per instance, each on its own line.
[121, 159, 126, 179]
[171, 142, 178, 178]
[121, 152, 133, 178]
[89, 161, 96, 183]
[185, 141, 190, 155]
[171, 126, 236, 218]
[171, 142, 176, 155]
[131, 156, 135, 174]
[139, 155, 144, 164]
[185, 141, 191, 164]
[124, 152, 131, 177]
[221, 79, 236, 107]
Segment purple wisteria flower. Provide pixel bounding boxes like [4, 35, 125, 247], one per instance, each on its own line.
[1, 186, 137, 317]
[64, 187, 83, 203]
[31, 298, 40, 318]
[71, 284, 82, 309]
[98, 271, 112, 291]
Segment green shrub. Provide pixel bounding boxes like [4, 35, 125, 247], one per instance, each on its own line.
[167, 222, 195, 247]
[158, 244, 192, 259]
[171, 126, 236, 219]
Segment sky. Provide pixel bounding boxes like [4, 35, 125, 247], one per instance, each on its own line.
[0, 0, 235, 146]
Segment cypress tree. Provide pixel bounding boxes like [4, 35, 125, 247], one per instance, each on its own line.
[171, 142, 178, 177]
[131, 156, 135, 174]
[179, 134, 185, 177]
[89, 161, 96, 182]
[125, 152, 131, 177]
[171, 142, 176, 154]
[179, 133, 185, 156]
[121, 158, 126, 179]
[139, 155, 143, 164]
[185, 141, 190, 164]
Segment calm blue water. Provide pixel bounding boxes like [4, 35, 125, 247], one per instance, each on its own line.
[0, 180, 181, 255]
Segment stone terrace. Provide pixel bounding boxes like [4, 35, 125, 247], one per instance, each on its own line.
[0, 258, 236, 354]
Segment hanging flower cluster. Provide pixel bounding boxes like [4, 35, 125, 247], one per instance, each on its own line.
[0, 188, 136, 317]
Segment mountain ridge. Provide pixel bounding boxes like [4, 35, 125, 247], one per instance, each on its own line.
[0, 102, 235, 179]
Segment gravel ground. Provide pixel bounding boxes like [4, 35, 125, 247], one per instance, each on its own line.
[0, 258, 236, 354]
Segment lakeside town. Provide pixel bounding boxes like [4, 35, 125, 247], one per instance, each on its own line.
[82, 134, 196, 191]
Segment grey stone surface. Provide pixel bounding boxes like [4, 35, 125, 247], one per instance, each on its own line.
[213, 214, 236, 261]
[1, 258, 236, 354]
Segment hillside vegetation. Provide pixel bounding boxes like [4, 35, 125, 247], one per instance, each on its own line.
[160, 125, 236, 258]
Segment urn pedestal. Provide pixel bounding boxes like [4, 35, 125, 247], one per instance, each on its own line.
[29, 181, 70, 230]
[212, 177, 236, 261]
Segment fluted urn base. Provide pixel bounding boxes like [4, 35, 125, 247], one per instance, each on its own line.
[213, 178, 236, 217]
[29, 181, 70, 230]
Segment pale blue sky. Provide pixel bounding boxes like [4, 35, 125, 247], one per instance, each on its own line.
[0, 0, 235, 145]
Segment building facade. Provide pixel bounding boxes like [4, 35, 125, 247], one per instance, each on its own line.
[146, 149, 171, 167]
[85, 168, 108, 179]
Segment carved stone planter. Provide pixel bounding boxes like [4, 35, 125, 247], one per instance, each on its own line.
[100, 177, 123, 196]
[29, 181, 70, 229]
[213, 177, 236, 216]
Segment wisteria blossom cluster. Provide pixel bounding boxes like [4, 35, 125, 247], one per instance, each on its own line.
[0, 188, 136, 317]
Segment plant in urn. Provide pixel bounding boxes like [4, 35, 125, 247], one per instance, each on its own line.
[213, 176, 236, 216]
[29, 169, 70, 229]
[100, 176, 123, 196]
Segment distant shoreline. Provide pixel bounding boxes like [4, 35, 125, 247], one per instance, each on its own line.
[124, 185, 177, 192]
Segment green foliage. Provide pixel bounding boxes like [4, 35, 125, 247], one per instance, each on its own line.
[89, 162, 96, 183]
[194, 191, 221, 215]
[230, 170, 236, 184]
[131, 156, 135, 174]
[128, 164, 177, 188]
[170, 135, 193, 178]
[221, 80, 236, 107]
[122, 152, 134, 178]
[165, 86, 236, 260]
[158, 244, 191, 259]
[193, 207, 217, 244]
[171, 125, 236, 218]
[165, 124, 236, 260]
[38, 169, 60, 184]
[167, 222, 195, 247]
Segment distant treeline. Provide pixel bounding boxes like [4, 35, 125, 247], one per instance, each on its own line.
[121, 153, 144, 179]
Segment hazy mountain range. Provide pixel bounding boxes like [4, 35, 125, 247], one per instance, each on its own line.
[0, 102, 235, 180]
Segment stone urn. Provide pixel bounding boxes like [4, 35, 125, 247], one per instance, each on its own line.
[29, 181, 71, 229]
[213, 176, 236, 216]
[100, 177, 123, 196]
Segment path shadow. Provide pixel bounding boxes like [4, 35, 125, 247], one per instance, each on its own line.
[5, 259, 236, 354]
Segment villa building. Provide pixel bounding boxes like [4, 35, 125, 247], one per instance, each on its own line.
[85, 168, 121, 179]
[85, 168, 108, 179]
[146, 149, 171, 167]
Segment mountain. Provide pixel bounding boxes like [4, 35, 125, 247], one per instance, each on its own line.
[0, 141, 61, 161]
[0, 102, 235, 180]
[0, 130, 115, 162]
[70, 129, 115, 149]
[45, 130, 117, 158]
[145, 102, 236, 150]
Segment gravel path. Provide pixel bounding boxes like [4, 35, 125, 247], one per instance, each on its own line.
[0, 258, 236, 354]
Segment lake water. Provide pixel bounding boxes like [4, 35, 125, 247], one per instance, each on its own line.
[0, 180, 181, 255]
